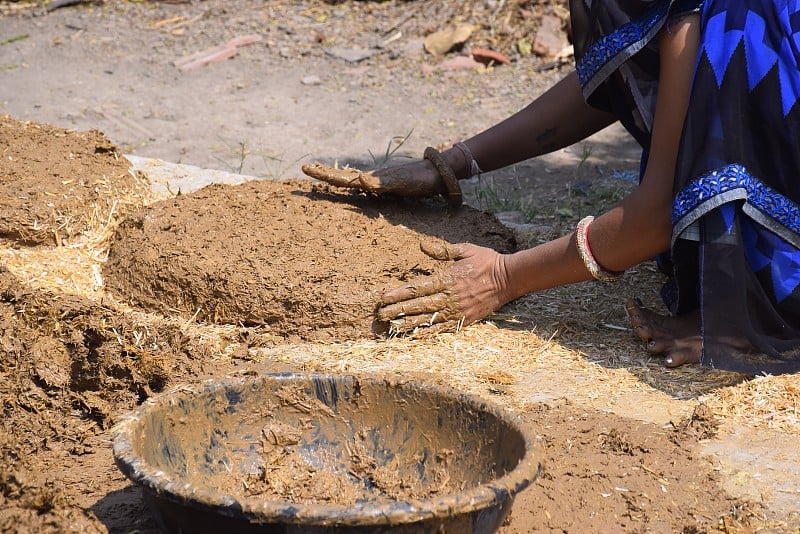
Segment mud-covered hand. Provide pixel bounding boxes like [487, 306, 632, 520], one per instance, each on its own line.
[376, 242, 513, 334]
[302, 159, 444, 198]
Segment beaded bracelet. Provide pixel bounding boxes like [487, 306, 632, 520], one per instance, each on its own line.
[575, 216, 625, 282]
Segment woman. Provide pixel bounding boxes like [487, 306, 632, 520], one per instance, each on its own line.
[303, 0, 800, 375]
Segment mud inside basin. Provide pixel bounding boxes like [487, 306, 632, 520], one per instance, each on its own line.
[112, 373, 541, 533]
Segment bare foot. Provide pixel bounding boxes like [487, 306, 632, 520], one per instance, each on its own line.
[624, 299, 754, 367]
[625, 298, 703, 367]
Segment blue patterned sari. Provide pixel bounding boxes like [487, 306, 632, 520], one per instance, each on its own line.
[571, 0, 800, 374]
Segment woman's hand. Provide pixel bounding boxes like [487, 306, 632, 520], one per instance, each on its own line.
[376, 242, 513, 334]
[302, 159, 445, 198]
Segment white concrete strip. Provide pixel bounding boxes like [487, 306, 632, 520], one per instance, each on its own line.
[125, 154, 261, 198]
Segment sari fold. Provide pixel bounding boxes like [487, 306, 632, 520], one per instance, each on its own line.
[570, 0, 800, 373]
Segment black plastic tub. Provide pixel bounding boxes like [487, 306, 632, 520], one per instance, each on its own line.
[112, 373, 541, 533]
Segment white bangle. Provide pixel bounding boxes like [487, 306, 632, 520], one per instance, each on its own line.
[575, 216, 625, 282]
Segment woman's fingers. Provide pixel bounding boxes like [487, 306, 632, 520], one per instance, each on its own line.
[301, 163, 382, 191]
[419, 241, 466, 262]
[386, 311, 456, 334]
[375, 243, 474, 334]
[379, 276, 451, 306]
[379, 243, 467, 309]
[303, 160, 446, 197]
[377, 291, 460, 322]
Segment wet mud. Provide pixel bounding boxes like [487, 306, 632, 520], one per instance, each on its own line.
[0, 115, 145, 245]
[113, 374, 537, 532]
[102, 179, 516, 341]
[0, 117, 763, 533]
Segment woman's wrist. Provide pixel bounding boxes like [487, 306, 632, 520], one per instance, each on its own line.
[503, 235, 596, 299]
[440, 146, 472, 180]
[498, 251, 533, 303]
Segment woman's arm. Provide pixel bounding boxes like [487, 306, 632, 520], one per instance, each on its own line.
[304, 71, 617, 196]
[378, 14, 702, 330]
[501, 14, 701, 300]
[570, 13, 700, 274]
[441, 71, 617, 179]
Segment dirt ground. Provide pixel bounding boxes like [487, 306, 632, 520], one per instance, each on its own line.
[2, 1, 800, 533]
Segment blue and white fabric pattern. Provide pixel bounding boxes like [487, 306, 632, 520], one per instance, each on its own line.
[570, 0, 800, 373]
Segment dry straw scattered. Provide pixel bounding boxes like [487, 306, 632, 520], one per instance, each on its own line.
[0, 115, 151, 246]
[1, 157, 798, 439]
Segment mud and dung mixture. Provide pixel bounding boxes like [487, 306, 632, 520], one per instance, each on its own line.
[0, 114, 765, 534]
[231, 406, 460, 506]
[4, 0, 798, 523]
[0, 115, 145, 245]
[138, 379, 481, 508]
[102, 179, 515, 341]
[237, 430, 458, 505]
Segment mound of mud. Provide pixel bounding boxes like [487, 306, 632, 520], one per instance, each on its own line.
[102, 180, 516, 341]
[0, 116, 147, 246]
[0, 265, 196, 531]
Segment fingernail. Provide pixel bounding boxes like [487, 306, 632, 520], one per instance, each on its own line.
[647, 340, 656, 348]
[665, 357, 673, 365]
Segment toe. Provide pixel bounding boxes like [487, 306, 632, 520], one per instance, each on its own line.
[664, 345, 701, 367]
[625, 298, 654, 342]
[645, 337, 671, 354]
[624, 298, 642, 326]
[634, 324, 654, 343]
